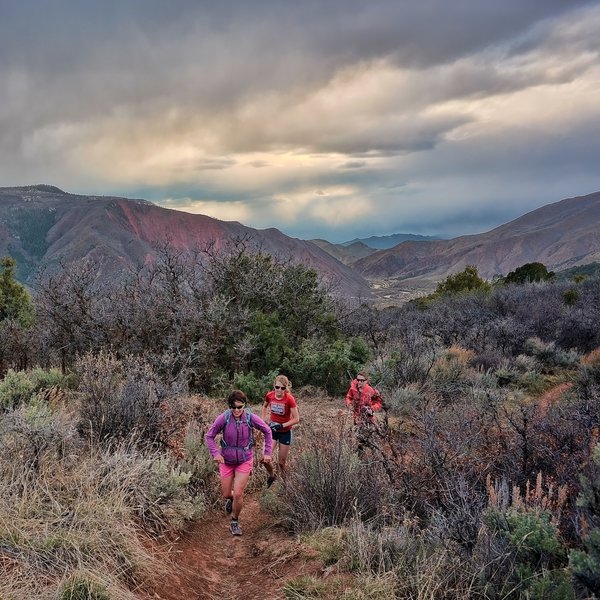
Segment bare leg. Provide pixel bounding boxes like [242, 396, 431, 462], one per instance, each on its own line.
[220, 475, 233, 499]
[231, 471, 251, 520]
[278, 443, 291, 476]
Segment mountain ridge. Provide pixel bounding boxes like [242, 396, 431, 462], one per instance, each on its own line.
[341, 232, 442, 249]
[354, 191, 600, 284]
[0, 186, 371, 298]
[2, 185, 600, 304]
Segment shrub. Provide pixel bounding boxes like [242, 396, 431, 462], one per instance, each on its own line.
[524, 337, 580, 373]
[58, 574, 111, 600]
[386, 386, 425, 417]
[345, 519, 415, 575]
[76, 351, 178, 444]
[283, 337, 370, 395]
[232, 369, 278, 404]
[482, 508, 572, 599]
[570, 444, 600, 596]
[279, 422, 385, 532]
[0, 367, 73, 411]
[504, 262, 555, 285]
[563, 288, 579, 306]
[0, 422, 165, 599]
[511, 353, 540, 373]
[0, 369, 35, 409]
[0, 399, 79, 478]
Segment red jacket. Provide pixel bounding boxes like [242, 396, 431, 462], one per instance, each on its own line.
[345, 380, 382, 418]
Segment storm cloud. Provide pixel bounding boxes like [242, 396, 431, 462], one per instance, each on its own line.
[1, 0, 599, 241]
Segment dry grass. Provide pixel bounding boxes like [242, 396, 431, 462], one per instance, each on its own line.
[0, 399, 209, 599]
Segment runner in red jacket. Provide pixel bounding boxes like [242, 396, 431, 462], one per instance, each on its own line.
[345, 371, 382, 423]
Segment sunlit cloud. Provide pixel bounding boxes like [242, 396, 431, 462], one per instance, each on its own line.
[1, 1, 599, 240]
[161, 197, 252, 223]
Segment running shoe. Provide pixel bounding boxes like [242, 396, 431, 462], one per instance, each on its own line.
[224, 498, 233, 514]
[266, 475, 276, 488]
[230, 520, 242, 536]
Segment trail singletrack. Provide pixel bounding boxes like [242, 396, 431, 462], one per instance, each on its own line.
[140, 397, 340, 599]
[141, 491, 321, 600]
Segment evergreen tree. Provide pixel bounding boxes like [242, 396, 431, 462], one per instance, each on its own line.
[434, 265, 491, 296]
[0, 257, 34, 327]
[504, 262, 554, 285]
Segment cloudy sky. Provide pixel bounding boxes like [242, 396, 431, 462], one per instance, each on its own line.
[2, 1, 600, 242]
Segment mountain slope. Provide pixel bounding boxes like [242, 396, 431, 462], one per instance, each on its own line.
[0, 185, 371, 297]
[342, 232, 441, 249]
[310, 239, 376, 265]
[355, 192, 600, 282]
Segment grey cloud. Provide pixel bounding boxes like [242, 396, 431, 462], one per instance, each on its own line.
[1, 1, 599, 242]
[173, 158, 237, 172]
[339, 161, 367, 169]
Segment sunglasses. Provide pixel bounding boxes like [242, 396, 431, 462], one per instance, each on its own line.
[274, 385, 286, 390]
[231, 404, 245, 410]
[356, 378, 366, 382]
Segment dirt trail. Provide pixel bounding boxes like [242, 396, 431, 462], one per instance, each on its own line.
[140, 397, 338, 599]
[141, 492, 320, 600]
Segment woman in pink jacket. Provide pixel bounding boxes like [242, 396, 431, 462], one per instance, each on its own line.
[205, 390, 272, 536]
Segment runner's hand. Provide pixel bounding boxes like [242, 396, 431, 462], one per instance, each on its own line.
[270, 423, 282, 433]
[262, 454, 272, 463]
[214, 455, 224, 464]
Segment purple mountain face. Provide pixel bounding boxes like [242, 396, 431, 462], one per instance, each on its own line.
[0, 185, 371, 298]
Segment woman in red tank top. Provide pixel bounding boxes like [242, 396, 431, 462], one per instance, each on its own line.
[261, 374, 300, 487]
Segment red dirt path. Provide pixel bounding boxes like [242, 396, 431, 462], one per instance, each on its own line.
[139, 493, 322, 600]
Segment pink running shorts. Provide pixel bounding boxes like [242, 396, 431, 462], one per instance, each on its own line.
[219, 457, 254, 478]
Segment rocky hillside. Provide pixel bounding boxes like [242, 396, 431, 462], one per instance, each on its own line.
[0, 185, 371, 297]
[354, 191, 600, 284]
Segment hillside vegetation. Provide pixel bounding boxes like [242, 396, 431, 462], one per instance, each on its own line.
[0, 248, 600, 599]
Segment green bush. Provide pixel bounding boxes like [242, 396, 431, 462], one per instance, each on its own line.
[504, 262, 555, 285]
[146, 458, 204, 530]
[524, 337, 580, 373]
[570, 529, 600, 596]
[233, 369, 279, 404]
[570, 444, 600, 596]
[0, 369, 35, 409]
[58, 575, 110, 600]
[282, 337, 370, 395]
[434, 265, 491, 297]
[386, 386, 425, 417]
[563, 288, 579, 306]
[482, 508, 573, 598]
[248, 311, 292, 374]
[0, 368, 72, 410]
